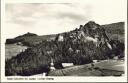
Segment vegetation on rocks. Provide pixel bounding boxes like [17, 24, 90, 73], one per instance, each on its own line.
[5, 21, 125, 76]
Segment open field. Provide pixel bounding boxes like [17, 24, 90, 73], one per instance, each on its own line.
[5, 44, 28, 59]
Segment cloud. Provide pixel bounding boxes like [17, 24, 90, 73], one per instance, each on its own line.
[5, 0, 125, 39]
[5, 3, 90, 32]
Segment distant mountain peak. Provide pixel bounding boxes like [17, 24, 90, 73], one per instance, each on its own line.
[23, 32, 38, 37]
[14, 32, 38, 40]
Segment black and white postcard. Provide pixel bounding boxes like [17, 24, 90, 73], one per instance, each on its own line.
[1, 0, 127, 82]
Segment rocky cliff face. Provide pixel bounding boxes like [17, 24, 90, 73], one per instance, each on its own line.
[56, 21, 110, 49]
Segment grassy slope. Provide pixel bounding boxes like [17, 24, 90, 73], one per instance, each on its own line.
[48, 60, 124, 76]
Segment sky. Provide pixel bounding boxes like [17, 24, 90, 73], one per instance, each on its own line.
[4, 0, 126, 39]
